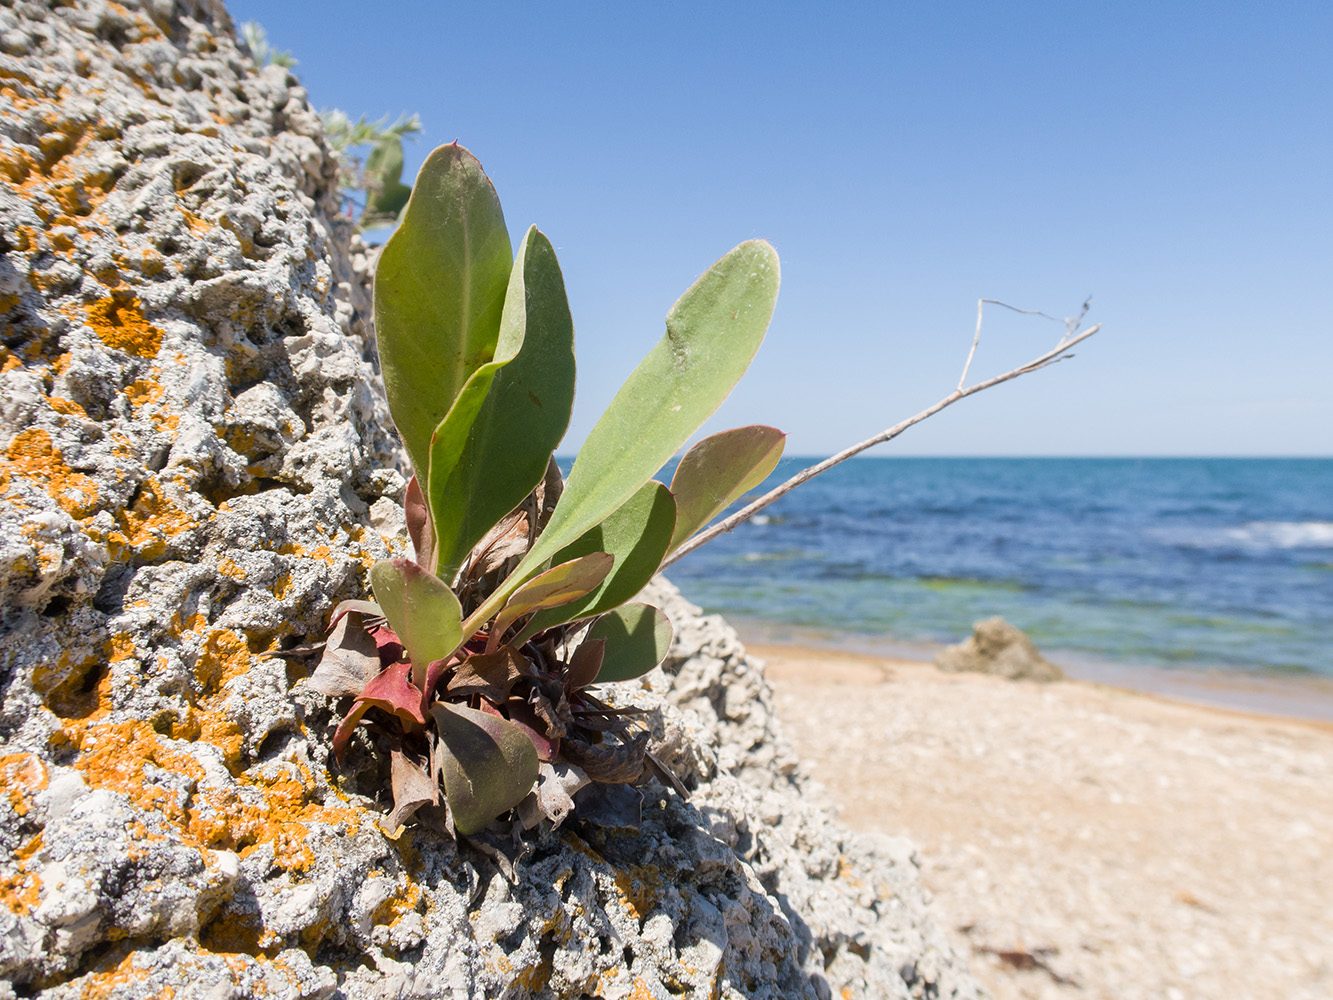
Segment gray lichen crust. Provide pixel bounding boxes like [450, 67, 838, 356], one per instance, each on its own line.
[0, 2, 984, 997]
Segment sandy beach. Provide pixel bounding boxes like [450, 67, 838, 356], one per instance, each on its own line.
[750, 642, 1333, 1000]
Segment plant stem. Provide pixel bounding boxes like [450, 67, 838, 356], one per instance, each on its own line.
[662, 321, 1101, 568]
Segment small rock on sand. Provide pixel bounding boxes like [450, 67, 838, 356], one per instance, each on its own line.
[936, 616, 1064, 682]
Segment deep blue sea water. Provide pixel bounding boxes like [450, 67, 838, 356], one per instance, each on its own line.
[659, 458, 1333, 679]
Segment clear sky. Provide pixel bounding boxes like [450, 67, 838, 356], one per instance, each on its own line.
[229, 1, 1332, 456]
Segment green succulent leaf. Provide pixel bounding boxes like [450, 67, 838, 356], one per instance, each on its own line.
[426, 226, 577, 579]
[374, 143, 513, 483]
[584, 604, 674, 683]
[668, 425, 786, 553]
[430, 702, 539, 836]
[361, 137, 412, 226]
[514, 481, 676, 645]
[369, 559, 463, 688]
[489, 552, 614, 649]
[510, 239, 779, 585]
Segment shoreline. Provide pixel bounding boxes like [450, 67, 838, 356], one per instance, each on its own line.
[731, 622, 1333, 727]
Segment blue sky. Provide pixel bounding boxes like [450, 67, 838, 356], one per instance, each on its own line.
[230, 2, 1332, 456]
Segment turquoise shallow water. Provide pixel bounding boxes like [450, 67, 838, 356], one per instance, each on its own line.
[659, 458, 1333, 679]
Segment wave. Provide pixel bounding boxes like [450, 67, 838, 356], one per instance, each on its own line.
[1156, 521, 1333, 550]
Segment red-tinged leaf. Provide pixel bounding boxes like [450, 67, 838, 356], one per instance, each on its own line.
[487, 553, 614, 651]
[404, 475, 436, 569]
[332, 699, 374, 765]
[446, 647, 527, 702]
[422, 657, 454, 699]
[358, 661, 428, 726]
[308, 612, 381, 699]
[503, 700, 560, 762]
[370, 625, 405, 666]
[384, 749, 439, 832]
[668, 425, 785, 553]
[429, 702, 539, 836]
[369, 558, 464, 688]
[565, 638, 605, 692]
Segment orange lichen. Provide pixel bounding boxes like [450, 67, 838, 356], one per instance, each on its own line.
[200, 908, 269, 956]
[62, 943, 165, 1000]
[124, 380, 163, 409]
[47, 395, 87, 418]
[188, 762, 361, 873]
[194, 628, 251, 697]
[371, 881, 421, 928]
[108, 478, 194, 560]
[216, 557, 247, 581]
[0, 833, 43, 915]
[176, 203, 210, 235]
[70, 720, 202, 827]
[611, 864, 663, 921]
[0, 428, 99, 517]
[85, 294, 161, 358]
[33, 638, 121, 720]
[512, 955, 554, 993]
[1, 753, 48, 818]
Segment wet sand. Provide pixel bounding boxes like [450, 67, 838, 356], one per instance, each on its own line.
[750, 641, 1333, 1000]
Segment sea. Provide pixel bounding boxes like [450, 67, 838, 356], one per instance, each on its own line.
[656, 458, 1333, 716]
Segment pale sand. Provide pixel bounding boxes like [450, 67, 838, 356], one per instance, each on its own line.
[750, 642, 1333, 1000]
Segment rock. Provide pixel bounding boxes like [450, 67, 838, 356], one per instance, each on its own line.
[0, 2, 985, 997]
[935, 617, 1064, 682]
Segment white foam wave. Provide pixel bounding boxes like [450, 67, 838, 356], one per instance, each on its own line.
[1162, 521, 1333, 550]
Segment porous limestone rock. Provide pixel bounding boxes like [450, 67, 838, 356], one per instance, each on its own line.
[935, 617, 1064, 682]
[0, 2, 986, 997]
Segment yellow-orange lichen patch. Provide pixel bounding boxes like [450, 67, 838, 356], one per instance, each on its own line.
[85, 293, 161, 358]
[61, 942, 167, 1000]
[371, 881, 421, 929]
[0, 833, 44, 916]
[47, 395, 87, 418]
[188, 762, 362, 874]
[611, 864, 663, 921]
[216, 557, 247, 581]
[512, 954, 554, 993]
[124, 378, 163, 409]
[1, 753, 49, 818]
[176, 203, 211, 235]
[33, 637, 121, 721]
[70, 720, 204, 828]
[185, 710, 243, 765]
[0, 427, 99, 517]
[0, 146, 37, 186]
[108, 478, 194, 560]
[271, 572, 293, 601]
[194, 628, 250, 697]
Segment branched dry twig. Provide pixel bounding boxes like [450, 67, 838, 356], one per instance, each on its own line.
[662, 301, 1100, 568]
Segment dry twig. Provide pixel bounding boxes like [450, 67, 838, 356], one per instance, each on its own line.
[662, 300, 1100, 568]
